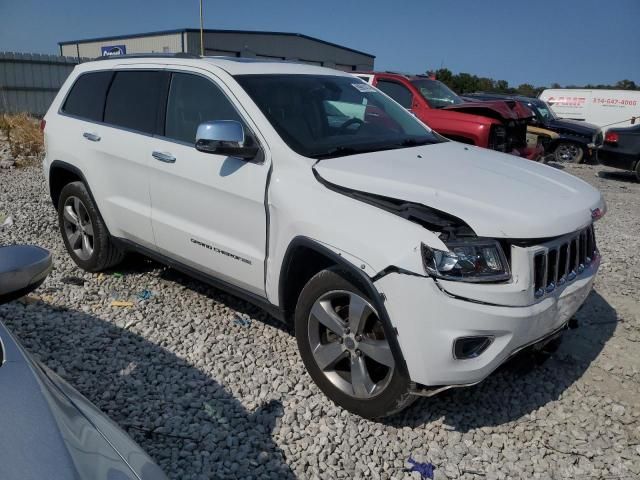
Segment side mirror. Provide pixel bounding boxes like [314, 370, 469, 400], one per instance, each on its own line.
[195, 120, 259, 160]
[0, 245, 53, 304]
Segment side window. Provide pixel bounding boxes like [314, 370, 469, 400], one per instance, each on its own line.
[62, 71, 113, 121]
[104, 71, 169, 134]
[376, 80, 413, 109]
[164, 73, 244, 144]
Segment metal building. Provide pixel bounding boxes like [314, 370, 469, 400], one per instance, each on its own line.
[59, 28, 375, 72]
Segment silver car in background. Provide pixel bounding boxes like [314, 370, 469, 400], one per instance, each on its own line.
[0, 245, 167, 480]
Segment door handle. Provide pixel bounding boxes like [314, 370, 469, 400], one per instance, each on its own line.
[83, 132, 101, 142]
[152, 151, 176, 163]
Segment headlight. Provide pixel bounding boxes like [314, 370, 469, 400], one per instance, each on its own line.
[422, 240, 510, 282]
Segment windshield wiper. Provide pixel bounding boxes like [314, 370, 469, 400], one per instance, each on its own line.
[312, 139, 437, 159]
[312, 146, 360, 159]
[396, 138, 437, 147]
[312, 144, 403, 159]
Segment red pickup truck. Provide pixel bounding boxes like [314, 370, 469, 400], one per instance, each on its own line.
[356, 72, 541, 159]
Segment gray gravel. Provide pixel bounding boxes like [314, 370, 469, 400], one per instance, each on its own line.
[1, 157, 639, 480]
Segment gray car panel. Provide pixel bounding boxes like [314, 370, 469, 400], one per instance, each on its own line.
[0, 320, 167, 480]
[0, 361, 82, 480]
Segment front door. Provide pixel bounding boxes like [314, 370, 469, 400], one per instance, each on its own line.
[148, 69, 270, 296]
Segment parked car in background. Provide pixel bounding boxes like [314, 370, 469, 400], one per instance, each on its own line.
[465, 93, 603, 163]
[540, 88, 640, 131]
[0, 244, 167, 480]
[355, 72, 542, 159]
[461, 94, 559, 158]
[44, 55, 604, 418]
[598, 124, 640, 181]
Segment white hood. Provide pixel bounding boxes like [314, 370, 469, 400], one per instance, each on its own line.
[314, 142, 605, 239]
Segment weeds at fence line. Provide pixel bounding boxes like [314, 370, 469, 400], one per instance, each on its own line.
[0, 113, 44, 166]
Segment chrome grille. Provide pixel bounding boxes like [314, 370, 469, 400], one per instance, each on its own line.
[533, 225, 597, 298]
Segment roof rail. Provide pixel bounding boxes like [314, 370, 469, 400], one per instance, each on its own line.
[93, 52, 200, 61]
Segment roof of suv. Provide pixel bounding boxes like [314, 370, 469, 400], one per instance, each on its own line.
[82, 54, 354, 77]
[355, 71, 438, 81]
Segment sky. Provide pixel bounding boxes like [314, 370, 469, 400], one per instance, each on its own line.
[1, 0, 638, 87]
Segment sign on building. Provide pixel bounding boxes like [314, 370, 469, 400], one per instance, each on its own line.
[100, 45, 127, 56]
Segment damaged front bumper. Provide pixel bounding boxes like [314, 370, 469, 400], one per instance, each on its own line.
[374, 264, 596, 388]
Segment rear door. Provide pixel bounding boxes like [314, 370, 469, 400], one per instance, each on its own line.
[148, 68, 270, 296]
[57, 68, 168, 248]
[96, 68, 170, 247]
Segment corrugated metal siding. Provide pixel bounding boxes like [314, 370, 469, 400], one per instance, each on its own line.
[0, 52, 84, 116]
[334, 64, 356, 72]
[205, 48, 241, 57]
[186, 31, 202, 55]
[60, 44, 78, 58]
[63, 33, 183, 59]
[187, 31, 374, 70]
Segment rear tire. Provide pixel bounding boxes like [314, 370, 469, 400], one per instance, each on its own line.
[294, 267, 415, 419]
[58, 181, 124, 272]
[635, 159, 640, 182]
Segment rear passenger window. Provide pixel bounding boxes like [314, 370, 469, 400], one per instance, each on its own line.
[104, 71, 169, 134]
[62, 71, 113, 121]
[376, 80, 413, 109]
[164, 73, 244, 144]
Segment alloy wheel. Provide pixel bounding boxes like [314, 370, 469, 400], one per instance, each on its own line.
[62, 196, 94, 261]
[555, 143, 582, 163]
[308, 290, 395, 399]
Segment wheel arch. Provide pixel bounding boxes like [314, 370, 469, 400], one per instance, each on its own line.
[49, 160, 96, 209]
[49, 160, 114, 240]
[278, 236, 410, 377]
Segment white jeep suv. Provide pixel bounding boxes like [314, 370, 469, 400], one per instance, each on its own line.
[43, 54, 605, 418]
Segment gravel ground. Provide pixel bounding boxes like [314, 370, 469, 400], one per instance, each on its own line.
[1, 156, 639, 480]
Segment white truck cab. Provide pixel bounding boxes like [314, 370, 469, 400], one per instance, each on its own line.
[43, 54, 605, 418]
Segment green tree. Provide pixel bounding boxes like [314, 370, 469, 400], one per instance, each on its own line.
[453, 73, 480, 94]
[615, 79, 637, 90]
[476, 77, 495, 92]
[434, 68, 453, 86]
[495, 80, 510, 92]
[426, 68, 638, 96]
[516, 83, 537, 97]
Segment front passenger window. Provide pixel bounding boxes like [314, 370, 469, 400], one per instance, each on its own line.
[164, 73, 245, 144]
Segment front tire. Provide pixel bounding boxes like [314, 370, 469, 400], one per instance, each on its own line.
[635, 159, 640, 182]
[554, 142, 584, 164]
[58, 181, 124, 272]
[295, 267, 414, 418]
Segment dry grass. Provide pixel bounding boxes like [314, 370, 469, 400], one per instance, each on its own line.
[0, 113, 44, 166]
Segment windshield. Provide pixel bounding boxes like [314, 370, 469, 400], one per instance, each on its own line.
[411, 79, 464, 108]
[235, 74, 441, 159]
[531, 101, 558, 121]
